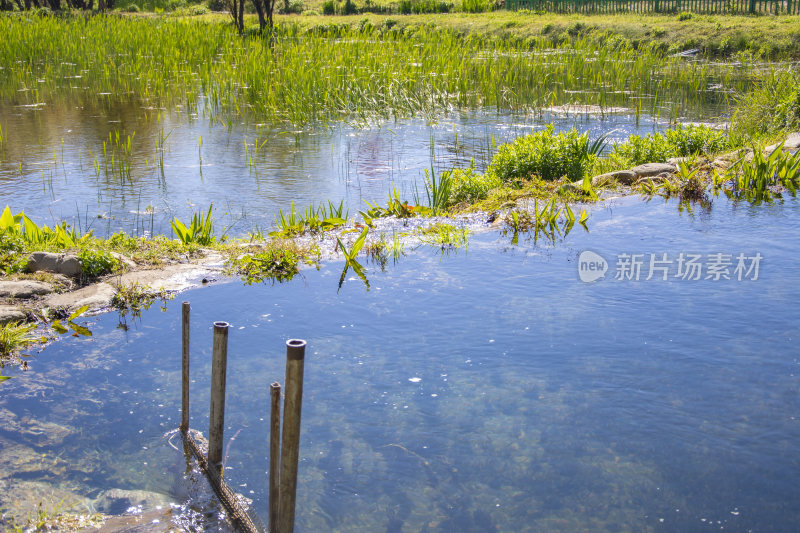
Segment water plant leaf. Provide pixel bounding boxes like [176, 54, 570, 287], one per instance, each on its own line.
[68, 305, 90, 322]
[0, 205, 17, 231]
[51, 320, 68, 335]
[578, 209, 590, 230]
[68, 323, 92, 337]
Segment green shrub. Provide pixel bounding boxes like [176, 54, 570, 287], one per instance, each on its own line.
[322, 0, 335, 14]
[278, 0, 304, 13]
[461, 0, 490, 12]
[665, 124, 728, 157]
[78, 248, 120, 279]
[342, 0, 357, 14]
[165, 0, 186, 11]
[0, 229, 26, 275]
[486, 125, 600, 184]
[443, 164, 501, 205]
[123, 3, 140, 12]
[607, 133, 673, 168]
[206, 0, 226, 11]
[608, 124, 728, 168]
[677, 11, 692, 21]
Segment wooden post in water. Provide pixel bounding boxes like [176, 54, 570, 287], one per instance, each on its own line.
[269, 382, 282, 533]
[208, 321, 230, 476]
[180, 302, 190, 434]
[278, 339, 306, 533]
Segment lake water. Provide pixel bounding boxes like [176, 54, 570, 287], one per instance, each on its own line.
[2, 193, 799, 532]
[0, 104, 718, 238]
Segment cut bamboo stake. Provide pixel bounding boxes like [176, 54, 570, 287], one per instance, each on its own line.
[278, 339, 306, 533]
[208, 321, 229, 476]
[180, 302, 190, 434]
[269, 382, 282, 533]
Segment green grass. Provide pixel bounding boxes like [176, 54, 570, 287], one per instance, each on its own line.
[0, 322, 39, 361]
[288, 11, 800, 59]
[0, 13, 760, 126]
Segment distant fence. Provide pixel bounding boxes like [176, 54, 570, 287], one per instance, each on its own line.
[505, 0, 800, 14]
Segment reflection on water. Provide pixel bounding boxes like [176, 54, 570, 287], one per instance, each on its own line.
[1, 196, 799, 531]
[0, 101, 716, 238]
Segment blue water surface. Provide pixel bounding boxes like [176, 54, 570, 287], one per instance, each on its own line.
[2, 194, 798, 532]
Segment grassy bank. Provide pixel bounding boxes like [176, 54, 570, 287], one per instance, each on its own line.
[283, 11, 800, 59]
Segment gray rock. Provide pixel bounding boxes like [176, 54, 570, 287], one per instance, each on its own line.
[712, 150, 747, 169]
[88, 507, 182, 533]
[0, 408, 73, 447]
[592, 169, 637, 186]
[0, 280, 54, 299]
[631, 162, 677, 178]
[44, 282, 116, 313]
[27, 252, 82, 277]
[0, 305, 26, 325]
[0, 479, 93, 519]
[766, 132, 800, 154]
[93, 489, 175, 515]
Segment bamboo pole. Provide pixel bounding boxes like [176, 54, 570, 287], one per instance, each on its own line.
[208, 321, 230, 476]
[180, 302, 190, 434]
[269, 382, 282, 533]
[278, 339, 306, 533]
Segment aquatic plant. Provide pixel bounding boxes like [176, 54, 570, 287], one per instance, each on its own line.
[229, 246, 302, 285]
[720, 143, 800, 203]
[361, 185, 418, 223]
[0, 16, 747, 126]
[606, 124, 728, 169]
[273, 202, 304, 236]
[50, 305, 92, 338]
[0, 206, 88, 249]
[417, 223, 469, 251]
[111, 281, 175, 320]
[78, 248, 121, 280]
[506, 199, 588, 244]
[731, 67, 800, 142]
[424, 168, 452, 215]
[443, 163, 502, 207]
[155, 128, 171, 177]
[365, 230, 405, 269]
[171, 204, 215, 245]
[336, 226, 370, 289]
[487, 126, 603, 185]
[272, 200, 348, 237]
[301, 201, 348, 233]
[0, 322, 38, 362]
[102, 131, 135, 182]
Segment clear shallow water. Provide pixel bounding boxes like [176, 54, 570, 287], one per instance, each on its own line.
[0, 104, 715, 238]
[2, 195, 799, 531]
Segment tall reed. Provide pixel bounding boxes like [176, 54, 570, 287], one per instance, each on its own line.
[0, 16, 750, 126]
